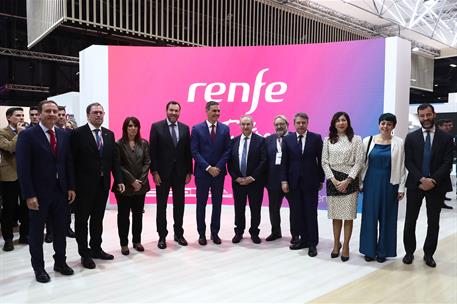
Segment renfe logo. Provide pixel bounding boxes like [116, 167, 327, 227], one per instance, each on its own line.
[187, 68, 288, 114]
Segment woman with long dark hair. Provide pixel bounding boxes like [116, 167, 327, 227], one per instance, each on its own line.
[322, 112, 364, 261]
[113, 117, 151, 255]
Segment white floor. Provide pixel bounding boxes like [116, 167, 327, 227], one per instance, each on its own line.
[1, 196, 456, 303]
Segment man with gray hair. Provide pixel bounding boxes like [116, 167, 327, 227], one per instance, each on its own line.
[228, 115, 266, 244]
[265, 115, 295, 242]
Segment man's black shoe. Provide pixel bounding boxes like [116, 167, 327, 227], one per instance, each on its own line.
[54, 263, 74, 275]
[402, 253, 414, 264]
[34, 269, 50, 283]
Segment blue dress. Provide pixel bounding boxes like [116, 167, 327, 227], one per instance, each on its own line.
[359, 144, 399, 258]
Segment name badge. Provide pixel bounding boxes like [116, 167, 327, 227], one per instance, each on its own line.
[275, 152, 282, 165]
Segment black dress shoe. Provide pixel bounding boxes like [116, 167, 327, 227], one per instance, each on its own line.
[121, 246, 130, 255]
[67, 228, 76, 238]
[402, 253, 414, 264]
[441, 203, 453, 209]
[44, 233, 53, 243]
[341, 255, 350, 262]
[3, 240, 14, 251]
[157, 238, 167, 249]
[289, 241, 307, 250]
[232, 234, 243, 244]
[81, 257, 96, 269]
[133, 243, 145, 251]
[54, 263, 74, 275]
[198, 235, 207, 246]
[34, 269, 51, 283]
[91, 249, 114, 260]
[251, 235, 261, 244]
[376, 256, 386, 263]
[424, 255, 436, 268]
[265, 234, 282, 242]
[290, 235, 300, 245]
[364, 256, 375, 262]
[211, 233, 222, 245]
[174, 236, 188, 246]
[19, 236, 29, 244]
[330, 243, 342, 258]
[308, 246, 318, 257]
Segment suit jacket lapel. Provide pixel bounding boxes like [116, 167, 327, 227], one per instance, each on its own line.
[234, 136, 241, 166]
[85, 124, 99, 155]
[162, 120, 175, 148]
[36, 126, 53, 157]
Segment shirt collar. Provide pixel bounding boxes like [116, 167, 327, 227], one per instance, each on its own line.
[422, 126, 435, 134]
[39, 122, 55, 134]
[206, 120, 218, 128]
[242, 133, 252, 140]
[8, 125, 16, 133]
[296, 131, 307, 138]
[88, 122, 101, 132]
[167, 119, 178, 127]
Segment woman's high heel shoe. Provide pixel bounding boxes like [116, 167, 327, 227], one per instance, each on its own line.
[341, 255, 350, 262]
[330, 243, 342, 258]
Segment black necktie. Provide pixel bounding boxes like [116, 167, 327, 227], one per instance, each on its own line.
[422, 130, 431, 177]
[298, 135, 303, 154]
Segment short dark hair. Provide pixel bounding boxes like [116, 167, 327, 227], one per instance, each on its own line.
[205, 101, 219, 111]
[86, 102, 103, 114]
[328, 111, 354, 144]
[166, 101, 181, 111]
[417, 103, 435, 113]
[6, 107, 24, 118]
[58, 106, 66, 112]
[38, 100, 58, 113]
[294, 112, 309, 122]
[378, 113, 397, 127]
[29, 106, 38, 112]
[437, 118, 452, 126]
[121, 116, 142, 144]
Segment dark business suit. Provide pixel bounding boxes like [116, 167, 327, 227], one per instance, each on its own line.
[16, 125, 75, 271]
[150, 119, 192, 238]
[71, 124, 123, 257]
[265, 134, 293, 237]
[228, 133, 266, 236]
[191, 121, 231, 236]
[403, 128, 453, 257]
[281, 131, 324, 246]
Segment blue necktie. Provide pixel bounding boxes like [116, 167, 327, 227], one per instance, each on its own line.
[422, 130, 431, 177]
[94, 129, 104, 158]
[240, 137, 248, 177]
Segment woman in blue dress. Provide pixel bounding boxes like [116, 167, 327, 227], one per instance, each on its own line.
[359, 113, 405, 263]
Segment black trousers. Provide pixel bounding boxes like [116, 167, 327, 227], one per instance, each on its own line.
[403, 188, 443, 257]
[288, 185, 319, 246]
[28, 183, 69, 271]
[232, 183, 264, 236]
[267, 187, 294, 237]
[75, 178, 109, 257]
[115, 193, 145, 246]
[156, 170, 186, 238]
[1, 180, 28, 241]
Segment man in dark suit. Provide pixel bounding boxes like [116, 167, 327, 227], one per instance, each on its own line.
[150, 101, 193, 249]
[265, 115, 295, 242]
[437, 118, 454, 209]
[191, 101, 231, 245]
[281, 112, 324, 257]
[71, 102, 125, 269]
[16, 100, 76, 283]
[0, 107, 28, 251]
[228, 116, 266, 244]
[403, 104, 453, 268]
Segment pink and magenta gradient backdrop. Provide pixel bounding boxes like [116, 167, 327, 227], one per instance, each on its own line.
[108, 39, 385, 207]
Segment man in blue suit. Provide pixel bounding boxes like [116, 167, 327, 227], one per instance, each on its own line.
[281, 112, 324, 257]
[191, 101, 231, 245]
[228, 116, 266, 244]
[16, 100, 76, 283]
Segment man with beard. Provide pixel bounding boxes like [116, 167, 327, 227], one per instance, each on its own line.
[149, 101, 192, 249]
[403, 104, 453, 268]
[264, 115, 295, 242]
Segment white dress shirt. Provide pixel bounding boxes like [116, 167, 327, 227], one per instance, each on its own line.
[167, 119, 180, 142]
[422, 126, 435, 146]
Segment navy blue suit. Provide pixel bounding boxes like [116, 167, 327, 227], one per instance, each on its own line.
[228, 133, 266, 236]
[16, 125, 75, 271]
[281, 131, 324, 246]
[265, 134, 293, 237]
[191, 121, 231, 236]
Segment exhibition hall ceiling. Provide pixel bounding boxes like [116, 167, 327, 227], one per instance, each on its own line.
[307, 0, 457, 51]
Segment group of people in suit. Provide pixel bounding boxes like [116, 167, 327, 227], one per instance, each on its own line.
[1, 100, 454, 283]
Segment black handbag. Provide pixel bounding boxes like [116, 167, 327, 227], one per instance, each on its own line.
[326, 169, 359, 196]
